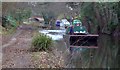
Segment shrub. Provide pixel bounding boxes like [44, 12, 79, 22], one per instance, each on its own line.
[32, 33, 53, 51]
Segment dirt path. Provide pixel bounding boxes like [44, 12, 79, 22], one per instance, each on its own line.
[2, 27, 66, 68]
[2, 29, 35, 68]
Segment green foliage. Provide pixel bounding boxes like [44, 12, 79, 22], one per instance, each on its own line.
[2, 15, 17, 29]
[6, 15, 17, 27]
[80, 2, 119, 34]
[42, 11, 55, 24]
[14, 9, 32, 23]
[2, 16, 10, 27]
[2, 9, 32, 29]
[32, 33, 53, 51]
[80, 3, 98, 33]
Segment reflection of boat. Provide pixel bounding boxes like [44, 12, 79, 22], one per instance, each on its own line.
[64, 19, 99, 52]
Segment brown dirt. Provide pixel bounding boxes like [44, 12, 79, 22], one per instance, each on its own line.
[2, 29, 35, 68]
[2, 27, 65, 68]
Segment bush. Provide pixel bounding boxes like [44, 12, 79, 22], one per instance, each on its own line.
[32, 33, 53, 51]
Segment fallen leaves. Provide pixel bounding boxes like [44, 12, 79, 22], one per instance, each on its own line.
[31, 51, 65, 68]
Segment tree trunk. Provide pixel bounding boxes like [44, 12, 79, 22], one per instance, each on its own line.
[93, 3, 102, 33]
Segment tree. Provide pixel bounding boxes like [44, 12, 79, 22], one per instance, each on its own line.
[79, 2, 120, 68]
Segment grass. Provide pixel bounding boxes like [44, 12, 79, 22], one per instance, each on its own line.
[1, 26, 17, 35]
[31, 33, 53, 51]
